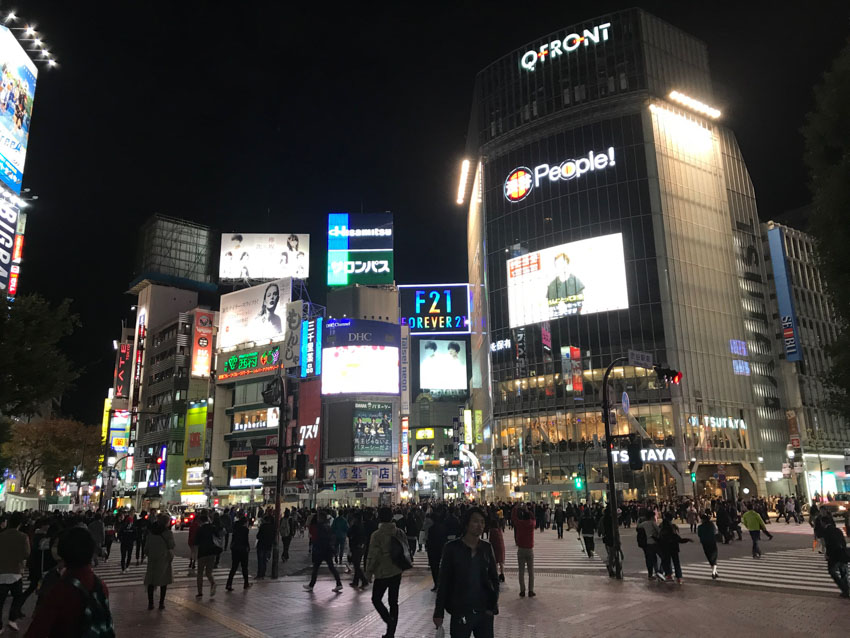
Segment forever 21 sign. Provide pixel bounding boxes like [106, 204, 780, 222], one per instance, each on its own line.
[399, 284, 470, 336]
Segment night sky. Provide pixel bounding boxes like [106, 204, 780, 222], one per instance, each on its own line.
[12, 0, 849, 424]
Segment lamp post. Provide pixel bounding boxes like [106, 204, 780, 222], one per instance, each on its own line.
[439, 457, 446, 501]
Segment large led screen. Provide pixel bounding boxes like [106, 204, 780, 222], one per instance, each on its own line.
[506, 233, 628, 328]
[327, 212, 394, 287]
[321, 345, 400, 395]
[419, 339, 467, 391]
[220, 233, 310, 281]
[219, 278, 294, 349]
[353, 401, 393, 457]
[0, 27, 37, 195]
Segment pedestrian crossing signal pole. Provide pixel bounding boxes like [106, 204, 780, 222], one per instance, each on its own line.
[602, 356, 628, 580]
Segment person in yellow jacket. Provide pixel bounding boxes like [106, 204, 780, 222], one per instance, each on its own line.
[365, 507, 409, 638]
[741, 501, 773, 558]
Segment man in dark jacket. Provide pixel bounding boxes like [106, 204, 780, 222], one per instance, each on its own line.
[347, 511, 369, 588]
[117, 514, 136, 572]
[427, 508, 449, 591]
[434, 507, 499, 638]
[225, 515, 252, 591]
[135, 511, 149, 565]
[255, 514, 275, 579]
[304, 512, 343, 593]
[194, 513, 221, 597]
[821, 512, 849, 597]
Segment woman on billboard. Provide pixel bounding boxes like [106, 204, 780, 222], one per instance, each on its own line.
[250, 282, 283, 339]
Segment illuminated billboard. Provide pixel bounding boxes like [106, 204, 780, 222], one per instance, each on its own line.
[185, 403, 208, 468]
[0, 26, 37, 195]
[0, 202, 19, 296]
[190, 310, 215, 377]
[219, 233, 310, 281]
[399, 284, 470, 335]
[353, 401, 393, 457]
[108, 410, 132, 453]
[219, 278, 293, 349]
[506, 233, 628, 328]
[327, 212, 394, 287]
[321, 319, 400, 395]
[113, 341, 134, 399]
[766, 227, 802, 362]
[419, 339, 467, 391]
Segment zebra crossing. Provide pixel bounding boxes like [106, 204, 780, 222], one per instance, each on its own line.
[501, 530, 606, 571]
[680, 548, 841, 595]
[93, 555, 232, 589]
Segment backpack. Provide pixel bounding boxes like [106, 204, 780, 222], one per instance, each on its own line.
[636, 526, 647, 549]
[66, 575, 115, 638]
[389, 531, 413, 571]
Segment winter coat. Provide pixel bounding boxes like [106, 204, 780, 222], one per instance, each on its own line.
[365, 522, 405, 581]
[143, 523, 174, 586]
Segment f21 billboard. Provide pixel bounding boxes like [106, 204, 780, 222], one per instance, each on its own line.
[506, 232, 629, 328]
[327, 213, 394, 287]
[399, 284, 470, 335]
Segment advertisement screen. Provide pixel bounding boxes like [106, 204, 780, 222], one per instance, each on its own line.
[506, 233, 628, 328]
[113, 341, 133, 399]
[0, 203, 19, 295]
[560, 345, 584, 392]
[185, 403, 208, 466]
[419, 339, 467, 391]
[219, 233, 310, 281]
[327, 212, 394, 287]
[321, 319, 401, 395]
[399, 284, 470, 335]
[190, 310, 215, 377]
[353, 401, 393, 457]
[0, 27, 37, 195]
[108, 411, 132, 453]
[219, 278, 293, 349]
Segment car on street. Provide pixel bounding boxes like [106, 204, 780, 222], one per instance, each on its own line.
[820, 493, 850, 516]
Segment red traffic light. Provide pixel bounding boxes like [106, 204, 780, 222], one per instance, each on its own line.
[156, 457, 163, 464]
[673, 372, 683, 385]
[54, 477, 61, 484]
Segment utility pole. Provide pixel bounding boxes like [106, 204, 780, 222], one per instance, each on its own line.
[271, 375, 286, 579]
[601, 356, 627, 580]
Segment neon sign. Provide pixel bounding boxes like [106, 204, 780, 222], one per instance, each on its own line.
[611, 447, 676, 463]
[219, 346, 280, 380]
[504, 148, 616, 202]
[399, 284, 470, 335]
[520, 22, 611, 72]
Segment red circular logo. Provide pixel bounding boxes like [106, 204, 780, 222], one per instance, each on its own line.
[504, 167, 533, 202]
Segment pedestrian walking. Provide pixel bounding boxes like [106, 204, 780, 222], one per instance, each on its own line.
[87, 513, 105, 566]
[657, 513, 692, 584]
[187, 513, 201, 572]
[226, 514, 252, 591]
[143, 513, 175, 610]
[117, 514, 136, 572]
[511, 503, 535, 597]
[742, 501, 773, 558]
[636, 510, 661, 580]
[597, 505, 618, 578]
[427, 508, 448, 592]
[0, 512, 30, 633]
[578, 508, 596, 557]
[194, 513, 221, 598]
[486, 516, 506, 583]
[365, 507, 410, 638]
[347, 511, 369, 589]
[221, 508, 233, 551]
[134, 511, 149, 565]
[554, 505, 566, 539]
[255, 514, 274, 579]
[331, 509, 349, 566]
[280, 509, 294, 562]
[686, 503, 698, 533]
[433, 507, 499, 638]
[697, 512, 719, 579]
[405, 509, 421, 557]
[304, 511, 344, 593]
[820, 512, 850, 598]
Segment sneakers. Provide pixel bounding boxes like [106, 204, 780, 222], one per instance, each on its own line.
[676, 578, 683, 585]
[196, 592, 203, 598]
[332, 584, 343, 593]
[7, 622, 18, 631]
[303, 584, 314, 591]
[210, 583, 217, 597]
[665, 575, 673, 582]
[225, 586, 234, 592]
[528, 591, 536, 597]
[519, 591, 526, 597]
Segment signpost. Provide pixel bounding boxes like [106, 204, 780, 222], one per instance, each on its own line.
[627, 349, 653, 369]
[621, 391, 630, 415]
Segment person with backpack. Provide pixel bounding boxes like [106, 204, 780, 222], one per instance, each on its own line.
[25, 527, 115, 638]
[821, 512, 850, 597]
[226, 514, 252, 592]
[433, 507, 500, 638]
[697, 512, 719, 579]
[143, 513, 175, 610]
[365, 507, 410, 638]
[0, 511, 30, 632]
[194, 513, 221, 598]
[303, 511, 343, 593]
[636, 510, 661, 580]
[117, 514, 136, 573]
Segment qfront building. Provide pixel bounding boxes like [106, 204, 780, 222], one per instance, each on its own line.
[463, 9, 789, 501]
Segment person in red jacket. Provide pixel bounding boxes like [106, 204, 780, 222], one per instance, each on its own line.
[511, 503, 536, 597]
[26, 527, 114, 637]
[187, 512, 202, 572]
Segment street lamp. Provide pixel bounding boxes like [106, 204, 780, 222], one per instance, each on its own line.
[439, 458, 446, 501]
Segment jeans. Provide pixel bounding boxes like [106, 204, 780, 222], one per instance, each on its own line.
[556, 522, 564, 538]
[135, 533, 147, 561]
[197, 555, 216, 594]
[147, 584, 167, 607]
[281, 535, 292, 560]
[120, 542, 134, 570]
[372, 574, 401, 636]
[749, 530, 762, 556]
[449, 611, 494, 638]
[582, 534, 595, 555]
[517, 547, 534, 593]
[335, 537, 346, 564]
[428, 552, 441, 587]
[0, 579, 24, 623]
[827, 560, 850, 594]
[309, 555, 341, 587]
[227, 550, 250, 588]
[256, 547, 271, 578]
[642, 545, 658, 576]
[661, 551, 682, 578]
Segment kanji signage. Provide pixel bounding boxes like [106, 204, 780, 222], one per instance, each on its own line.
[219, 345, 280, 381]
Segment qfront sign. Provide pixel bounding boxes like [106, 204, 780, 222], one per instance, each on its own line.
[611, 447, 676, 464]
[520, 22, 611, 72]
[505, 148, 616, 202]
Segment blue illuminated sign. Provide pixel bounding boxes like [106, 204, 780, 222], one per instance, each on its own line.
[729, 340, 747, 357]
[732, 360, 751, 376]
[766, 227, 802, 362]
[300, 317, 323, 378]
[327, 213, 394, 287]
[399, 284, 471, 335]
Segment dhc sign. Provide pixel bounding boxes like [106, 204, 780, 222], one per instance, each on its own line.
[520, 23, 612, 72]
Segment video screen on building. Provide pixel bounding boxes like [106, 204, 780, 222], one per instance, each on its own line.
[219, 233, 310, 281]
[0, 26, 37, 195]
[353, 401, 392, 457]
[219, 278, 294, 349]
[327, 212, 394, 287]
[321, 319, 400, 395]
[506, 233, 628, 328]
[419, 339, 467, 391]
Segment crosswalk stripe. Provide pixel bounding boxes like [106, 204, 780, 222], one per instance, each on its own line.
[94, 556, 232, 589]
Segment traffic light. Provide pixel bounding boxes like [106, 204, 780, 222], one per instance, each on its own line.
[332, 483, 337, 491]
[653, 365, 683, 387]
[245, 454, 260, 479]
[295, 454, 308, 480]
[54, 477, 61, 484]
[690, 472, 696, 483]
[156, 456, 163, 465]
[573, 476, 583, 490]
[627, 441, 644, 471]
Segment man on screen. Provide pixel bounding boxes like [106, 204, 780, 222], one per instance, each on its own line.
[546, 252, 585, 316]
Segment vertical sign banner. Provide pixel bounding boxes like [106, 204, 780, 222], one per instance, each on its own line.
[401, 416, 409, 479]
[327, 212, 394, 287]
[474, 409, 483, 444]
[113, 341, 134, 399]
[560, 345, 583, 392]
[185, 403, 208, 468]
[282, 300, 303, 369]
[766, 227, 802, 362]
[191, 310, 215, 377]
[400, 325, 410, 414]
[0, 202, 19, 295]
[452, 417, 460, 460]
[300, 317, 323, 378]
[463, 409, 473, 445]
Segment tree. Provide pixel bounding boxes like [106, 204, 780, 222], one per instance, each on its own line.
[2, 419, 104, 491]
[802, 37, 850, 418]
[0, 294, 80, 419]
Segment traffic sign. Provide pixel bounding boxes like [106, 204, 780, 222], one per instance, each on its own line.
[578, 463, 584, 471]
[628, 349, 653, 369]
[621, 391, 630, 414]
[790, 436, 801, 448]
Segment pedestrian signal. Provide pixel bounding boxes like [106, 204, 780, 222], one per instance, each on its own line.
[574, 476, 583, 490]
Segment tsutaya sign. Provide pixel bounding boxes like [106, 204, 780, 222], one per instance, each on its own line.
[611, 447, 676, 464]
[520, 23, 612, 72]
[687, 416, 748, 430]
[504, 148, 616, 202]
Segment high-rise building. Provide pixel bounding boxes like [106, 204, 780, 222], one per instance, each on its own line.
[763, 220, 849, 497]
[463, 9, 786, 501]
